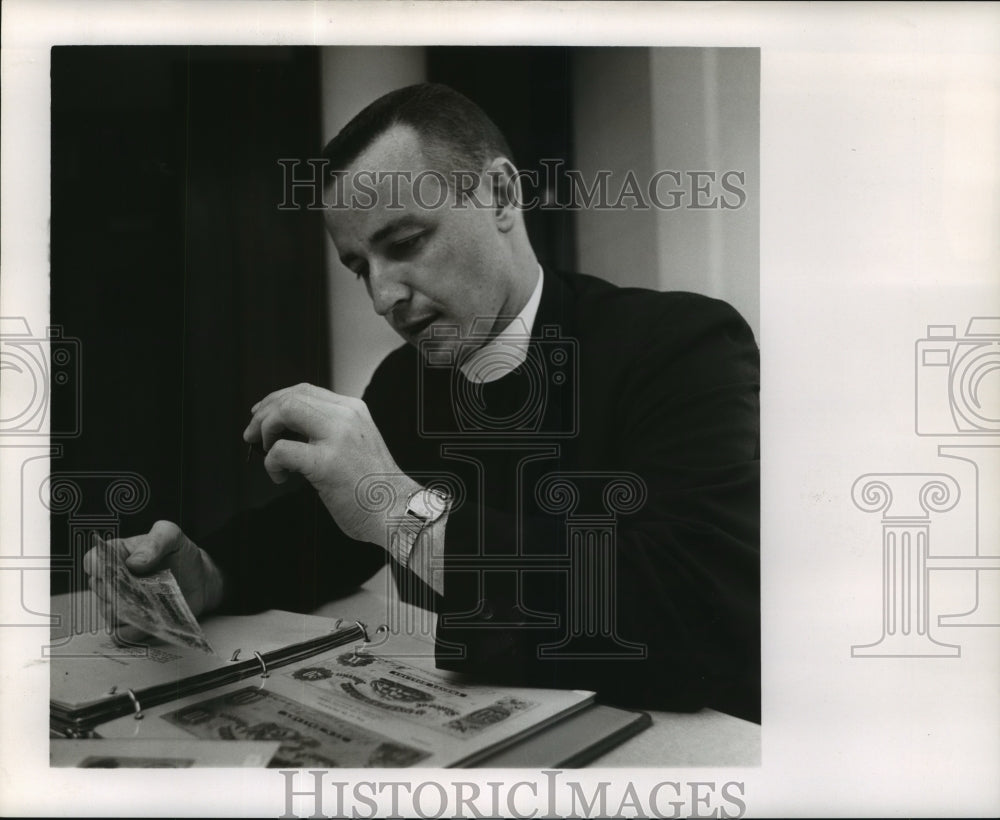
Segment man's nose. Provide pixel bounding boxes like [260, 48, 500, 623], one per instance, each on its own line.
[368, 264, 410, 317]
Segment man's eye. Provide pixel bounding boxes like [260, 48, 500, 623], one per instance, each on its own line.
[352, 262, 369, 281]
[389, 233, 425, 256]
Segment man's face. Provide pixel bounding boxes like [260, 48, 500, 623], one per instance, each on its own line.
[323, 126, 517, 364]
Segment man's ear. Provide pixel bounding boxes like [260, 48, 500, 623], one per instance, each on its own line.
[486, 157, 521, 233]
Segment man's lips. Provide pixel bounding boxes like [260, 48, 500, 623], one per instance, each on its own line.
[399, 313, 438, 335]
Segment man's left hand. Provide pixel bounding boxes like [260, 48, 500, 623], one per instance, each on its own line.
[243, 383, 417, 545]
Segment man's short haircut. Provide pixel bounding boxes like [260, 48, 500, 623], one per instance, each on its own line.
[320, 83, 514, 181]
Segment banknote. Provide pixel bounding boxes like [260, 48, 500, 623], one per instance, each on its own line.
[286, 650, 539, 737]
[161, 686, 430, 768]
[90, 536, 214, 654]
[443, 696, 534, 735]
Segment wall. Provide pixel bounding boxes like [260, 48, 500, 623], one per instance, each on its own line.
[573, 48, 761, 341]
[650, 48, 760, 341]
[319, 47, 426, 398]
[572, 48, 659, 290]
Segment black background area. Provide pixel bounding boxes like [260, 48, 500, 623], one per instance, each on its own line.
[50, 47, 328, 593]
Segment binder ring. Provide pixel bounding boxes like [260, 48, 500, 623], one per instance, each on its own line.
[253, 650, 269, 679]
[357, 623, 389, 652]
[332, 618, 343, 632]
[353, 620, 373, 655]
[125, 688, 143, 720]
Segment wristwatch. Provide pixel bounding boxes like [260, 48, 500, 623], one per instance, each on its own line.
[390, 486, 451, 567]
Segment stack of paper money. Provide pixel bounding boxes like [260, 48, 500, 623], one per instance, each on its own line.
[90, 536, 214, 654]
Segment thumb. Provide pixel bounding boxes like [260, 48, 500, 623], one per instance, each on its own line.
[124, 520, 183, 574]
[263, 438, 313, 485]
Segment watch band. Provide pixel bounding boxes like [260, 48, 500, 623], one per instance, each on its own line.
[390, 486, 450, 567]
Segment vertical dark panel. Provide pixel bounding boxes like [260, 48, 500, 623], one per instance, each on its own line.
[179, 47, 328, 537]
[50, 47, 327, 593]
[426, 47, 576, 272]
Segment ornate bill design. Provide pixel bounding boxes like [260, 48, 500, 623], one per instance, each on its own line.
[161, 687, 429, 768]
[287, 650, 538, 737]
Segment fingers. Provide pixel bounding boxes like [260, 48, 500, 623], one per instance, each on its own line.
[244, 389, 361, 451]
[258, 400, 315, 452]
[87, 574, 116, 625]
[82, 542, 101, 578]
[244, 384, 362, 444]
[81, 521, 211, 642]
[249, 383, 357, 415]
[263, 438, 315, 484]
[83, 537, 126, 597]
[82, 521, 184, 615]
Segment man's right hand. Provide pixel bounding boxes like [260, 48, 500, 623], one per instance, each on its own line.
[82, 520, 225, 644]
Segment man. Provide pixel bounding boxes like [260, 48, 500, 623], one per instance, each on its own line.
[85, 83, 760, 723]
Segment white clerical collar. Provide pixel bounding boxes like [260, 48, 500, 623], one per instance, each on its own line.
[460, 266, 544, 384]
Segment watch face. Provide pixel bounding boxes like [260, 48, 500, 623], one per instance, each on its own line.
[410, 488, 450, 520]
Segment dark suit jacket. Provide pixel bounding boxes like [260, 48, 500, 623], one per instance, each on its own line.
[204, 269, 761, 722]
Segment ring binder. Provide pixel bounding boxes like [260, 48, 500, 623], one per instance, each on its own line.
[49, 609, 613, 767]
[51, 615, 371, 736]
[125, 688, 143, 720]
[332, 618, 343, 631]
